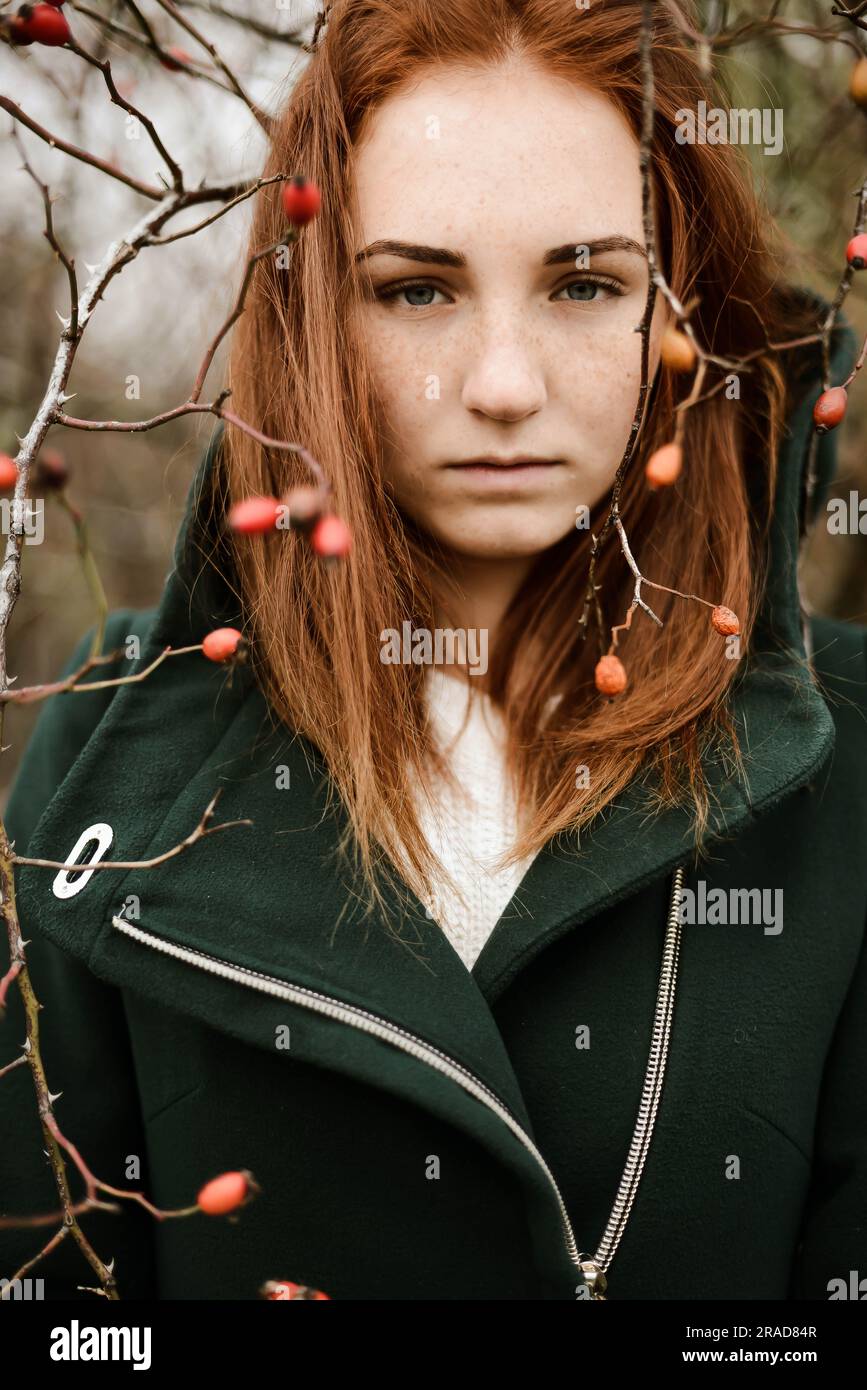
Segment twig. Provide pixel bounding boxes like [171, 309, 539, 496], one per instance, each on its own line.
[65, 35, 184, 191]
[0, 644, 203, 706]
[0, 97, 163, 201]
[12, 788, 253, 870]
[173, 0, 311, 47]
[152, 0, 273, 134]
[11, 130, 79, 341]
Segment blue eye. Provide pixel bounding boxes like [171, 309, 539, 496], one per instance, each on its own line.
[557, 278, 622, 303]
[402, 285, 437, 307]
[564, 282, 599, 301]
[375, 275, 622, 310]
[377, 281, 448, 308]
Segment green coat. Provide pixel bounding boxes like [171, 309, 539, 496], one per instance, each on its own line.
[2, 297, 865, 1301]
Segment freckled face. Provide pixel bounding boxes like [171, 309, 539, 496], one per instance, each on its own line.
[351, 62, 670, 562]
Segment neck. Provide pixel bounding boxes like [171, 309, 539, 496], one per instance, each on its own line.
[425, 550, 535, 693]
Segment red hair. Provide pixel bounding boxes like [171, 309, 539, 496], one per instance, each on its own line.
[213, 0, 843, 931]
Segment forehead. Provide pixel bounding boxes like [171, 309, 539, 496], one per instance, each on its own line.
[351, 62, 643, 249]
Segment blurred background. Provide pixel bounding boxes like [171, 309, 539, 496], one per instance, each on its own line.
[0, 0, 865, 805]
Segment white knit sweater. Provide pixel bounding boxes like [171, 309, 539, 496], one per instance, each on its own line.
[413, 668, 542, 971]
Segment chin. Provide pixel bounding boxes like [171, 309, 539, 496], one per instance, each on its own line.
[432, 516, 576, 560]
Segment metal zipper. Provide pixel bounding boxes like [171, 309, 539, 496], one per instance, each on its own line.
[110, 863, 685, 1299]
[576, 862, 686, 1299]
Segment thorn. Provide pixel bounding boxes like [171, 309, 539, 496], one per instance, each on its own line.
[57, 392, 77, 404]
[105, 1257, 115, 1274]
[22, 1036, 31, 1053]
[48, 1089, 63, 1103]
[55, 310, 71, 328]
[82, 261, 100, 274]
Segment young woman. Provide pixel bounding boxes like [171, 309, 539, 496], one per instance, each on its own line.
[2, 0, 865, 1302]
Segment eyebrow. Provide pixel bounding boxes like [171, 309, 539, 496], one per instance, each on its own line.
[353, 235, 648, 267]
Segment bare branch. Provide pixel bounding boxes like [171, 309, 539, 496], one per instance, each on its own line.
[65, 35, 185, 191]
[0, 97, 164, 201]
[12, 789, 253, 871]
[152, 0, 274, 134]
[0, 644, 204, 706]
[11, 130, 79, 341]
[174, 0, 311, 47]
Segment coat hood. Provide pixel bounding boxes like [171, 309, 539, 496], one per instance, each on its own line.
[9, 286, 858, 1299]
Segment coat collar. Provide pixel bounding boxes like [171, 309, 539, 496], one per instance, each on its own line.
[14, 291, 856, 1271]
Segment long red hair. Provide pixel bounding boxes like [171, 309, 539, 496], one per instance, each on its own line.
[212, 0, 841, 932]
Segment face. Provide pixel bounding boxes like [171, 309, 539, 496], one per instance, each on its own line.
[351, 60, 670, 565]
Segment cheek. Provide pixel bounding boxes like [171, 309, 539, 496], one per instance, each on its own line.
[362, 318, 431, 436]
[363, 337, 458, 508]
[566, 305, 667, 438]
[560, 337, 643, 463]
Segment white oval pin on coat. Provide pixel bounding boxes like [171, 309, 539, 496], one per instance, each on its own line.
[51, 822, 114, 899]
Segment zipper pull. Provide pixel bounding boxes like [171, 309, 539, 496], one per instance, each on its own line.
[577, 1254, 608, 1300]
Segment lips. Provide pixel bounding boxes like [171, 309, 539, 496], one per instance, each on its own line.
[442, 458, 564, 492]
[448, 458, 562, 469]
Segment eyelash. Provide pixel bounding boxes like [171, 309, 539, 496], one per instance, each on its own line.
[375, 274, 624, 309]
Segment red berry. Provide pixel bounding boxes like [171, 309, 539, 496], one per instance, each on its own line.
[228, 495, 282, 533]
[34, 447, 68, 490]
[15, 3, 71, 45]
[812, 386, 848, 433]
[197, 1169, 257, 1215]
[159, 45, 192, 71]
[645, 442, 682, 490]
[281, 177, 321, 228]
[202, 627, 245, 663]
[8, 16, 34, 43]
[283, 485, 325, 530]
[660, 326, 696, 373]
[0, 454, 19, 490]
[711, 605, 739, 636]
[309, 513, 351, 560]
[260, 1280, 331, 1300]
[595, 654, 627, 696]
[846, 233, 867, 271]
[851, 57, 867, 110]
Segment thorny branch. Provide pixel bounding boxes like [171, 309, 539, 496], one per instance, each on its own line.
[65, 33, 185, 190]
[0, 643, 204, 705]
[11, 787, 253, 873]
[580, 0, 865, 663]
[800, 175, 867, 535]
[579, 0, 660, 655]
[0, 7, 321, 1299]
[152, 0, 273, 133]
[0, 787, 251, 1296]
[69, 3, 254, 104]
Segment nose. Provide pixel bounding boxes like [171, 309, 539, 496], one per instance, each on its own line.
[459, 312, 548, 422]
